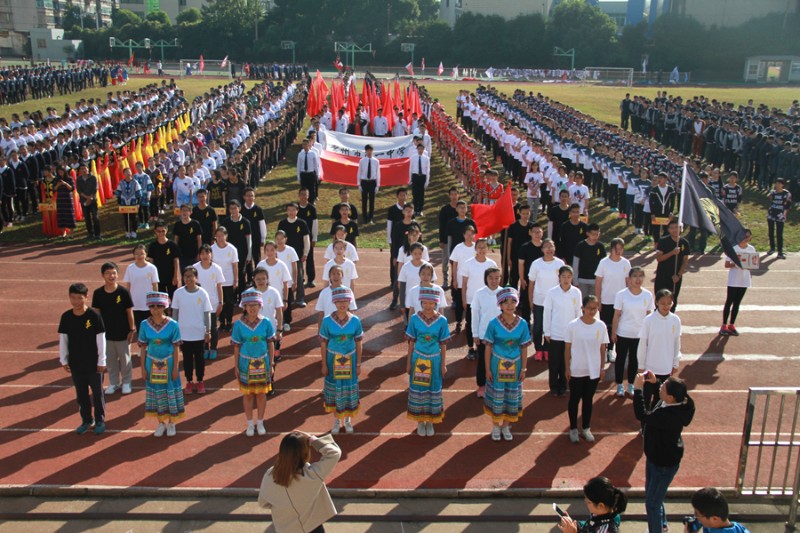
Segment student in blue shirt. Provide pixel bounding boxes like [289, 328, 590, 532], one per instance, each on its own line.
[685, 487, 751, 533]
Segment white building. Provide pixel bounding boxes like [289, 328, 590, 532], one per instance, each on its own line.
[440, 0, 553, 26]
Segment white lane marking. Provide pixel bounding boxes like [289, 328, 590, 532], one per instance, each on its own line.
[682, 326, 800, 335]
[677, 304, 800, 312]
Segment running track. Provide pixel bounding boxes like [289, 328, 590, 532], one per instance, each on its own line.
[0, 243, 797, 494]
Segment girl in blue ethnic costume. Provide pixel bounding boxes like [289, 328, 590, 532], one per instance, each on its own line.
[138, 291, 184, 437]
[483, 287, 531, 441]
[319, 286, 363, 435]
[232, 288, 276, 437]
[405, 287, 450, 437]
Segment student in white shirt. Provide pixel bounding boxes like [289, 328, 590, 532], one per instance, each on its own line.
[594, 238, 631, 362]
[461, 238, 497, 360]
[122, 244, 160, 332]
[523, 161, 544, 217]
[322, 240, 359, 292]
[543, 265, 582, 397]
[252, 267, 284, 363]
[211, 226, 239, 331]
[405, 262, 447, 315]
[611, 266, 653, 397]
[527, 239, 565, 359]
[398, 243, 436, 322]
[256, 242, 292, 329]
[396, 225, 430, 266]
[316, 265, 357, 327]
[449, 225, 476, 334]
[324, 226, 359, 263]
[275, 230, 299, 332]
[193, 244, 224, 360]
[171, 266, 213, 394]
[471, 267, 502, 398]
[565, 294, 608, 443]
[719, 229, 754, 337]
[637, 289, 681, 410]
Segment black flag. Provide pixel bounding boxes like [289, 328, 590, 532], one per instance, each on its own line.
[679, 165, 747, 267]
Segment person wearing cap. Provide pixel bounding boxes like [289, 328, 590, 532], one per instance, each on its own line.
[319, 286, 363, 435]
[232, 288, 276, 437]
[138, 291, 183, 438]
[405, 287, 450, 437]
[483, 287, 531, 441]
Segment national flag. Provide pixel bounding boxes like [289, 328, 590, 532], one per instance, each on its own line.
[319, 131, 415, 188]
[471, 184, 516, 239]
[220, 55, 229, 68]
[438, 61, 444, 76]
[347, 80, 360, 123]
[421, 57, 425, 72]
[405, 62, 414, 76]
[333, 55, 344, 72]
[678, 164, 747, 267]
[199, 54, 205, 74]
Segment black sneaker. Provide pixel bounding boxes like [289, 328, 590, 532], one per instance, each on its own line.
[767, 249, 776, 255]
[778, 253, 786, 259]
[389, 302, 398, 311]
[467, 349, 477, 360]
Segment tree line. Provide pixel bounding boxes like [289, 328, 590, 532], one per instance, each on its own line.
[65, 0, 800, 79]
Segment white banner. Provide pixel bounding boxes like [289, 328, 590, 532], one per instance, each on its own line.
[323, 130, 416, 160]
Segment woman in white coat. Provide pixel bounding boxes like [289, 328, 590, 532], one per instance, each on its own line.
[259, 431, 342, 533]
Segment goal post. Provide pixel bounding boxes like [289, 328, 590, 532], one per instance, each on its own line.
[179, 59, 232, 79]
[581, 67, 634, 87]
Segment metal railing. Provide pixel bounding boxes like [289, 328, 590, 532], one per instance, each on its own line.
[736, 387, 800, 530]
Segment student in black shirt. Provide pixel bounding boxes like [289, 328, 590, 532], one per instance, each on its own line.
[654, 219, 690, 311]
[277, 202, 310, 306]
[504, 203, 534, 288]
[558, 204, 588, 262]
[91, 262, 135, 395]
[548, 189, 571, 247]
[297, 188, 318, 287]
[172, 204, 203, 271]
[206, 170, 228, 209]
[389, 202, 416, 310]
[226, 170, 246, 207]
[58, 282, 107, 435]
[386, 188, 408, 310]
[220, 199, 252, 296]
[517, 224, 544, 324]
[572, 223, 606, 299]
[329, 203, 359, 246]
[242, 187, 266, 279]
[438, 187, 460, 289]
[445, 200, 477, 252]
[329, 187, 358, 222]
[191, 189, 218, 245]
[147, 219, 181, 299]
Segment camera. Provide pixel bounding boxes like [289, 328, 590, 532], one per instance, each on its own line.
[682, 516, 701, 532]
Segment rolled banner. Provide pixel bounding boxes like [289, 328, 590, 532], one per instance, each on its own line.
[173, 207, 182, 216]
[214, 207, 227, 216]
[118, 206, 139, 214]
[652, 216, 671, 226]
[579, 215, 589, 223]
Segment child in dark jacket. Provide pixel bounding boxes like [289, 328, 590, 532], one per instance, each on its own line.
[633, 373, 695, 533]
[557, 476, 627, 533]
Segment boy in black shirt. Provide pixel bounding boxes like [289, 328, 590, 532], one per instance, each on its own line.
[242, 187, 266, 278]
[172, 204, 203, 271]
[389, 202, 416, 310]
[329, 203, 359, 246]
[445, 200, 477, 252]
[220, 199, 252, 296]
[297, 188, 318, 287]
[504, 203, 534, 288]
[191, 189, 218, 245]
[225, 170, 246, 207]
[277, 202, 310, 306]
[329, 187, 358, 222]
[655, 220, 690, 311]
[517, 224, 544, 324]
[147, 219, 181, 299]
[548, 189, 571, 247]
[91, 262, 135, 395]
[558, 203, 588, 262]
[206, 170, 228, 209]
[438, 187, 460, 289]
[386, 188, 408, 310]
[58, 283, 107, 435]
[572, 223, 606, 299]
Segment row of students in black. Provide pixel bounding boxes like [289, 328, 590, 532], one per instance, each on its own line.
[0, 64, 105, 105]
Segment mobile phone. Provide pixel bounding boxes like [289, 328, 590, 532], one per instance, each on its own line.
[553, 503, 568, 518]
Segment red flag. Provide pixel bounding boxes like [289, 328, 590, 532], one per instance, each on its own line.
[333, 55, 344, 72]
[127, 52, 134, 66]
[381, 82, 395, 132]
[393, 80, 401, 113]
[347, 82, 360, 123]
[438, 61, 444, 76]
[306, 79, 318, 116]
[471, 184, 516, 239]
[315, 70, 329, 114]
[405, 62, 414, 76]
[421, 57, 425, 72]
[199, 54, 205, 74]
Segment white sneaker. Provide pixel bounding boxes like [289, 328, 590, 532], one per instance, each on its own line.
[154, 423, 166, 437]
[331, 419, 341, 434]
[344, 417, 354, 433]
[104, 385, 118, 394]
[256, 421, 266, 436]
[425, 421, 435, 436]
[607, 349, 616, 363]
[417, 422, 426, 436]
[166, 423, 177, 437]
[501, 426, 513, 441]
[582, 428, 595, 443]
[491, 426, 501, 441]
[616, 384, 625, 397]
[569, 429, 580, 443]
[121, 383, 132, 395]
[245, 424, 255, 437]
[283, 323, 291, 332]
[627, 383, 635, 396]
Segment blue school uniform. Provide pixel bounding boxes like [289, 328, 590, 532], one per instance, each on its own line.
[483, 315, 531, 423]
[231, 315, 275, 394]
[405, 312, 450, 423]
[319, 313, 364, 418]
[138, 317, 184, 422]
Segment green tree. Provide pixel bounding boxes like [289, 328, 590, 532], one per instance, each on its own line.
[145, 10, 171, 26]
[62, 2, 83, 32]
[111, 8, 142, 28]
[201, 0, 260, 57]
[546, 0, 617, 67]
[176, 7, 202, 25]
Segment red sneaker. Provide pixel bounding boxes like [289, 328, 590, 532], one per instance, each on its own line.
[196, 381, 206, 394]
[534, 350, 543, 361]
[727, 324, 739, 336]
[184, 382, 194, 394]
[718, 324, 729, 336]
[543, 351, 549, 361]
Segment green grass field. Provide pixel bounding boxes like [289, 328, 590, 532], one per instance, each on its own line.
[1, 78, 796, 252]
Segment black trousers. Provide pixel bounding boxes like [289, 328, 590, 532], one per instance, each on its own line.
[81, 200, 101, 237]
[15, 187, 29, 216]
[614, 336, 639, 384]
[134, 310, 150, 333]
[476, 342, 487, 387]
[182, 340, 205, 382]
[300, 171, 318, 203]
[600, 304, 615, 352]
[411, 174, 427, 213]
[723, 286, 747, 325]
[532, 304, 545, 352]
[390, 253, 399, 305]
[360, 180, 377, 223]
[768, 219, 784, 253]
[548, 340, 567, 394]
[221, 285, 235, 327]
[465, 304, 474, 349]
[452, 287, 464, 323]
[72, 370, 105, 424]
[568, 376, 599, 429]
[305, 244, 316, 283]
